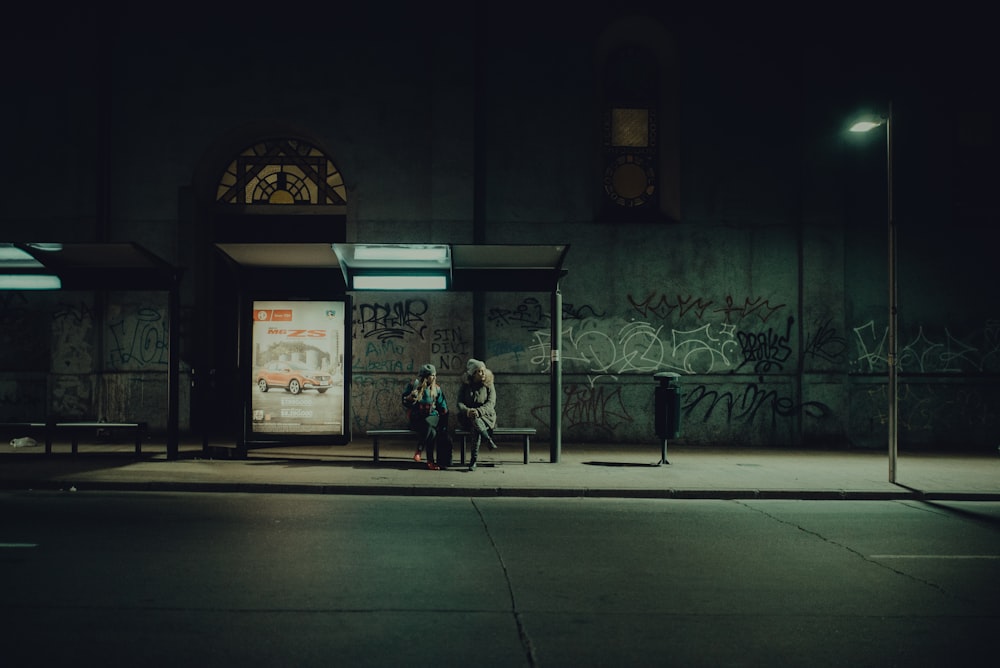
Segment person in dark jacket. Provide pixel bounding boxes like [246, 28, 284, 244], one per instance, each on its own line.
[402, 363, 449, 469]
[456, 358, 497, 471]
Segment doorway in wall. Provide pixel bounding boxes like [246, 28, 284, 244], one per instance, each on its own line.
[195, 138, 348, 445]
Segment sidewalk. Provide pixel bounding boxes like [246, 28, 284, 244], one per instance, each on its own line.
[1, 437, 998, 500]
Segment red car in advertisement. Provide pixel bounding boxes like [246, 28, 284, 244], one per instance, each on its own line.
[256, 360, 332, 395]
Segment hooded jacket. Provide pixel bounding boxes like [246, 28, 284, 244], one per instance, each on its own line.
[456, 366, 497, 431]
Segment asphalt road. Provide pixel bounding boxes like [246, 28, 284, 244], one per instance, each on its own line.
[3, 491, 998, 667]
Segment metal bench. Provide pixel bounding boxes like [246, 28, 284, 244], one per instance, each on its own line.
[51, 422, 148, 455]
[2, 421, 147, 455]
[366, 427, 536, 464]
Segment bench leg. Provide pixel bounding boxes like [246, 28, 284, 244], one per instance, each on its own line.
[373, 437, 380, 462]
[460, 435, 466, 465]
[524, 435, 530, 464]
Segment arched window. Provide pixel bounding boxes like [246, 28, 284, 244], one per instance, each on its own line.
[211, 137, 347, 243]
[216, 138, 347, 207]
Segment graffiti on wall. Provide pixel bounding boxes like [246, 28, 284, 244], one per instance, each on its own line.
[354, 299, 429, 341]
[484, 294, 797, 376]
[350, 297, 474, 374]
[345, 293, 998, 444]
[52, 301, 95, 373]
[431, 326, 470, 372]
[733, 317, 794, 374]
[683, 382, 830, 428]
[525, 319, 760, 375]
[351, 374, 405, 432]
[51, 374, 92, 418]
[107, 306, 170, 370]
[851, 319, 1000, 373]
[355, 339, 412, 373]
[487, 297, 548, 329]
[528, 382, 635, 436]
[804, 318, 848, 364]
[627, 292, 787, 323]
[851, 381, 999, 447]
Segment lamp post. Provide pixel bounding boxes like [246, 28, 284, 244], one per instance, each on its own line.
[850, 102, 896, 483]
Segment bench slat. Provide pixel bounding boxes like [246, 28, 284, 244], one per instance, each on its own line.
[455, 428, 535, 435]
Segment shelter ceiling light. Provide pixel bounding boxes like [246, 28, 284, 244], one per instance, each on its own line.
[353, 245, 449, 262]
[0, 274, 62, 290]
[332, 243, 452, 290]
[353, 274, 449, 290]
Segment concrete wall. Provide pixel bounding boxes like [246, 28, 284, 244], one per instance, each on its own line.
[0, 290, 190, 429]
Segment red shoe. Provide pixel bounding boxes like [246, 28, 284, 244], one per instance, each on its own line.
[413, 451, 422, 462]
[426, 462, 440, 470]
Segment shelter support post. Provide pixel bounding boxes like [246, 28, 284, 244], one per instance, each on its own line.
[886, 103, 897, 484]
[167, 277, 180, 459]
[550, 285, 562, 462]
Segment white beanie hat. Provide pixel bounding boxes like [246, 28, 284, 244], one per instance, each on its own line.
[466, 358, 486, 375]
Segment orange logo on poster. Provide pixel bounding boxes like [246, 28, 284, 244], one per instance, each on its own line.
[256, 309, 293, 321]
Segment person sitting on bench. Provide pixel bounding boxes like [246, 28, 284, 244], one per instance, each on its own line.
[456, 358, 498, 471]
[402, 364, 449, 469]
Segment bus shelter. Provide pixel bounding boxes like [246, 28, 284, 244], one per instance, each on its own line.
[215, 242, 570, 461]
[0, 242, 182, 457]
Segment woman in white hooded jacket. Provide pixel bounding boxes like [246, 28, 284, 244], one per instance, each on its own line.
[456, 358, 498, 470]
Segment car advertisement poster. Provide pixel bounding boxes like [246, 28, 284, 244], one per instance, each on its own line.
[250, 300, 346, 436]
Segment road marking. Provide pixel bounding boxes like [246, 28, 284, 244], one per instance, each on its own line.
[0, 543, 38, 548]
[871, 554, 1000, 559]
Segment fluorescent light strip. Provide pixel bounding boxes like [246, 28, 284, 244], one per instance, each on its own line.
[354, 245, 449, 262]
[0, 274, 62, 290]
[353, 275, 448, 290]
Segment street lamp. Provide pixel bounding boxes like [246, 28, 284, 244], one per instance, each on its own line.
[850, 102, 897, 483]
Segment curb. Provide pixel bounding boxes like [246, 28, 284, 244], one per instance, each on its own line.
[3, 478, 998, 501]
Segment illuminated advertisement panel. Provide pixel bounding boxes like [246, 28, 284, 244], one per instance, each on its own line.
[249, 300, 346, 438]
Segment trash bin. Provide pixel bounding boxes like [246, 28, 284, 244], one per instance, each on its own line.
[653, 372, 682, 465]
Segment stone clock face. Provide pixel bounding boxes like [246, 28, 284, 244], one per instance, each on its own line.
[604, 154, 655, 207]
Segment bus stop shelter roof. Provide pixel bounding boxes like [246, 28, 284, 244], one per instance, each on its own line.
[1, 242, 179, 290]
[215, 242, 569, 292]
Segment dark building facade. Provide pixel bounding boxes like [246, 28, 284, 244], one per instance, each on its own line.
[2, 5, 997, 450]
